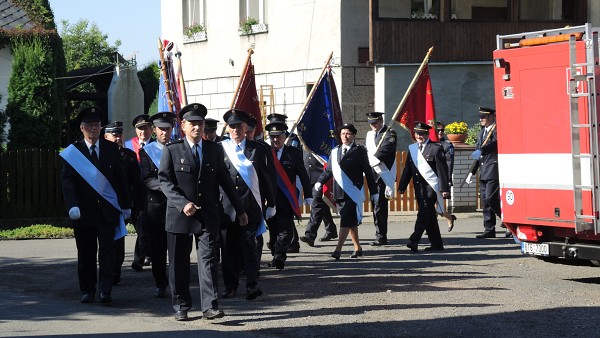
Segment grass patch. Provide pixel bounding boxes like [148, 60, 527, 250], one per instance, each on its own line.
[0, 223, 137, 240]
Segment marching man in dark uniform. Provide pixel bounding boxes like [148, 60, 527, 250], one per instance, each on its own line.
[60, 106, 131, 304]
[299, 152, 338, 246]
[124, 114, 153, 271]
[219, 109, 275, 301]
[364, 112, 397, 246]
[467, 107, 501, 238]
[315, 123, 378, 260]
[158, 103, 247, 321]
[139, 112, 175, 298]
[398, 121, 450, 252]
[103, 121, 144, 285]
[265, 121, 311, 269]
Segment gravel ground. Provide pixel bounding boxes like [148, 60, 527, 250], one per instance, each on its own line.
[2, 212, 600, 337]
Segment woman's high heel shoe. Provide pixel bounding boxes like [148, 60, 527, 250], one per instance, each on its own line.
[448, 214, 457, 232]
[350, 247, 363, 258]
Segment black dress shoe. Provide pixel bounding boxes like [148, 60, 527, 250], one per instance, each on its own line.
[350, 247, 363, 258]
[319, 233, 338, 242]
[271, 257, 285, 269]
[448, 214, 457, 232]
[81, 292, 94, 303]
[203, 308, 225, 319]
[299, 235, 315, 247]
[406, 242, 418, 252]
[287, 245, 300, 253]
[175, 310, 188, 321]
[143, 257, 152, 266]
[424, 245, 445, 251]
[476, 232, 496, 239]
[222, 289, 237, 298]
[131, 262, 143, 272]
[154, 287, 166, 298]
[246, 287, 263, 300]
[99, 292, 112, 304]
[331, 250, 341, 260]
[113, 275, 121, 285]
[370, 240, 387, 246]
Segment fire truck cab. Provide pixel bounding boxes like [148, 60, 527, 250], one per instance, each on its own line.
[494, 24, 600, 264]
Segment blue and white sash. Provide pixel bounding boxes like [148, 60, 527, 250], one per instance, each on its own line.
[331, 147, 365, 223]
[60, 144, 127, 239]
[409, 143, 445, 214]
[366, 130, 397, 197]
[221, 139, 267, 235]
[143, 142, 163, 168]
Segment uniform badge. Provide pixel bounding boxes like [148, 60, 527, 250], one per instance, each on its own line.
[388, 136, 396, 143]
[181, 158, 185, 164]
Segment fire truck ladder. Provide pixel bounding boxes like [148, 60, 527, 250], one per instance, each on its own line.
[569, 31, 600, 234]
[260, 85, 275, 133]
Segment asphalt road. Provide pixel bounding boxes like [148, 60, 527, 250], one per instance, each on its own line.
[1, 212, 600, 337]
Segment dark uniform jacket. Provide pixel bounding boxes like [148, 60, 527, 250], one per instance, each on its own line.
[439, 138, 455, 185]
[61, 139, 131, 227]
[119, 147, 144, 219]
[317, 143, 378, 201]
[273, 145, 311, 213]
[158, 138, 244, 234]
[471, 125, 498, 180]
[369, 125, 397, 183]
[398, 141, 450, 200]
[221, 139, 276, 224]
[139, 146, 166, 221]
[305, 153, 325, 186]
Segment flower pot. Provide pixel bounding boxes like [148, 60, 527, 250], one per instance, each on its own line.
[446, 133, 467, 143]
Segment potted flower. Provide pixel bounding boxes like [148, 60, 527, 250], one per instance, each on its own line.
[444, 121, 468, 143]
[184, 23, 206, 42]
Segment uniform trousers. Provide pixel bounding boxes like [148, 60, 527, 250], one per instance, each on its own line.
[267, 208, 294, 261]
[409, 196, 443, 247]
[372, 180, 389, 242]
[113, 237, 125, 281]
[480, 178, 501, 234]
[167, 231, 219, 312]
[304, 192, 337, 240]
[220, 221, 259, 291]
[74, 223, 116, 295]
[149, 218, 168, 289]
[133, 214, 152, 265]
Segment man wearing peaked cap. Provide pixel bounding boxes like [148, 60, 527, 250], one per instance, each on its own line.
[125, 114, 155, 163]
[364, 111, 397, 246]
[139, 111, 175, 298]
[60, 106, 131, 304]
[266, 113, 301, 152]
[204, 118, 221, 142]
[468, 106, 501, 239]
[315, 123, 378, 260]
[223, 108, 250, 125]
[103, 121, 144, 285]
[158, 102, 246, 320]
[398, 121, 450, 253]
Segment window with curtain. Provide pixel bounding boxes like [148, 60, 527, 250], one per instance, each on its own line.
[378, 0, 439, 20]
[183, 0, 205, 33]
[240, 0, 267, 23]
[450, 0, 509, 21]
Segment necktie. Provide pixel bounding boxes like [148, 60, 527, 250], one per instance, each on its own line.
[90, 144, 99, 167]
[482, 128, 489, 142]
[192, 144, 200, 167]
[342, 147, 347, 157]
[418, 143, 423, 152]
[140, 142, 145, 148]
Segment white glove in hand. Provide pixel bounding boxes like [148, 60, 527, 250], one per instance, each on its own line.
[371, 193, 379, 204]
[68, 207, 81, 220]
[304, 198, 314, 206]
[265, 206, 276, 220]
[385, 186, 394, 199]
[123, 209, 132, 220]
[466, 173, 473, 185]
[313, 182, 322, 191]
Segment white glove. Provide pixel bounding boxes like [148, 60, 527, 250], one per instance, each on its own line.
[466, 173, 473, 185]
[68, 206, 81, 220]
[304, 198, 314, 206]
[385, 186, 394, 199]
[313, 182, 322, 191]
[265, 206, 276, 220]
[123, 209, 132, 220]
[371, 193, 379, 204]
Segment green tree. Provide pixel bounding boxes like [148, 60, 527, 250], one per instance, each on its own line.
[60, 19, 121, 71]
[137, 62, 160, 115]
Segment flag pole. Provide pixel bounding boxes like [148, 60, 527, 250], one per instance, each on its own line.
[285, 51, 334, 144]
[157, 38, 174, 112]
[174, 45, 188, 106]
[389, 46, 434, 124]
[220, 48, 254, 136]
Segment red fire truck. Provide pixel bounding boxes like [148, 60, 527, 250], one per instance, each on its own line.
[494, 24, 600, 264]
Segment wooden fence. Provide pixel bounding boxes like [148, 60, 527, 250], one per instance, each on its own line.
[1, 149, 476, 221]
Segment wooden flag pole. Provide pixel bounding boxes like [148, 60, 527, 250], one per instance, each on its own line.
[220, 48, 254, 136]
[286, 51, 334, 144]
[157, 38, 174, 112]
[174, 45, 188, 106]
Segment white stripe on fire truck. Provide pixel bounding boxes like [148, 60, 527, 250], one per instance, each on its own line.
[498, 153, 592, 190]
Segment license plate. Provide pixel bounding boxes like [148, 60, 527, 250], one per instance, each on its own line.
[522, 242, 549, 256]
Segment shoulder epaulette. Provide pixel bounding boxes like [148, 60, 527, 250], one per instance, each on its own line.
[166, 138, 184, 146]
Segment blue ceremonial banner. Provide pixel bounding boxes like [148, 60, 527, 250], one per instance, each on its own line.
[297, 69, 343, 162]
